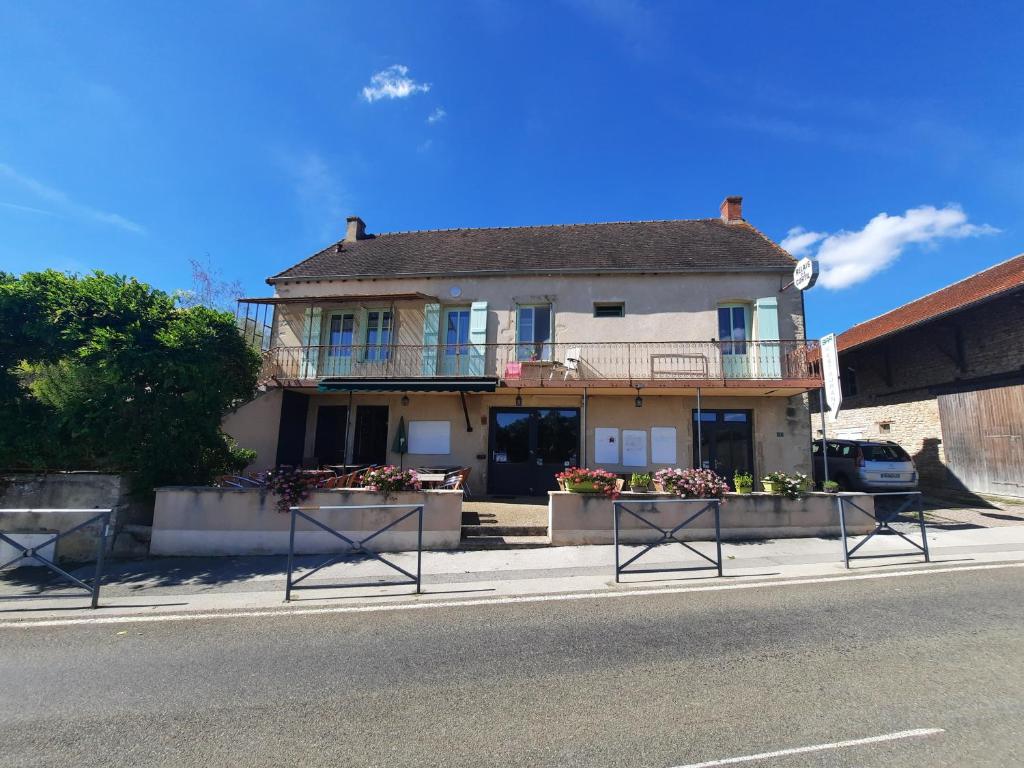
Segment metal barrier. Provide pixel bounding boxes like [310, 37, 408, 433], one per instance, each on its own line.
[613, 498, 723, 582]
[837, 492, 930, 568]
[0, 509, 112, 609]
[285, 504, 424, 600]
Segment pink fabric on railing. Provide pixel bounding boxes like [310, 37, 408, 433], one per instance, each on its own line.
[504, 362, 522, 380]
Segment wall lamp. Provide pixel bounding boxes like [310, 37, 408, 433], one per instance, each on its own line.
[515, 390, 523, 407]
[634, 387, 643, 408]
[401, 395, 410, 406]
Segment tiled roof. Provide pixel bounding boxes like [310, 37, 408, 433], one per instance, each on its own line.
[268, 218, 796, 282]
[837, 254, 1024, 352]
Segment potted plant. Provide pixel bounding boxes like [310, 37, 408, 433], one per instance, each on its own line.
[654, 468, 730, 500]
[733, 471, 753, 494]
[762, 471, 806, 499]
[822, 480, 840, 494]
[629, 472, 652, 493]
[556, 467, 621, 498]
[360, 466, 422, 496]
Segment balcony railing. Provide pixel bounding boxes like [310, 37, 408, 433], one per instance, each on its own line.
[259, 341, 821, 386]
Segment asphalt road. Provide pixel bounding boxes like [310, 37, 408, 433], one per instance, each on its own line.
[2, 566, 1023, 767]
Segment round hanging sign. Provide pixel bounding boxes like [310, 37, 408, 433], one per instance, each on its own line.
[793, 257, 819, 291]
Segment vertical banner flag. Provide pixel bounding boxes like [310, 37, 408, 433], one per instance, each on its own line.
[820, 333, 842, 421]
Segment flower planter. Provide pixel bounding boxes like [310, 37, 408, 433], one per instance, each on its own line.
[734, 484, 753, 495]
[762, 481, 778, 494]
[629, 485, 651, 494]
[565, 480, 599, 493]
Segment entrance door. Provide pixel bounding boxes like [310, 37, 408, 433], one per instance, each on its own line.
[693, 410, 754, 486]
[488, 408, 580, 496]
[313, 405, 348, 465]
[353, 405, 389, 465]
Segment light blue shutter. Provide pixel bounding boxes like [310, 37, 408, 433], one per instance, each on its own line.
[421, 303, 440, 376]
[468, 301, 488, 376]
[301, 307, 322, 379]
[754, 297, 781, 378]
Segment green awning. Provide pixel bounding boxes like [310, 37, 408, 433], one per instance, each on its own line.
[318, 377, 499, 393]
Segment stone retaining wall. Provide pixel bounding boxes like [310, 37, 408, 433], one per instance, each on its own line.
[151, 487, 463, 556]
[549, 491, 877, 546]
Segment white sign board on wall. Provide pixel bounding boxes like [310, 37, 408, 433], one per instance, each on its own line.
[408, 421, 452, 455]
[622, 430, 648, 467]
[594, 428, 619, 464]
[820, 333, 842, 422]
[650, 427, 677, 464]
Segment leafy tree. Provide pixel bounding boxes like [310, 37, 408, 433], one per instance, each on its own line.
[0, 270, 260, 494]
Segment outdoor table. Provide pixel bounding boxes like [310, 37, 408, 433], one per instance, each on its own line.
[416, 473, 447, 489]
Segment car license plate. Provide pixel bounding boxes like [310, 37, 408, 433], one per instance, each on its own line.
[881, 473, 901, 479]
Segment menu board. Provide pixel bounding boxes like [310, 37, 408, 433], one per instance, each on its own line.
[622, 430, 648, 467]
[594, 428, 619, 464]
[651, 427, 677, 464]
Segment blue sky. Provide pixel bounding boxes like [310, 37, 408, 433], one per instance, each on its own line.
[1, 0, 1021, 337]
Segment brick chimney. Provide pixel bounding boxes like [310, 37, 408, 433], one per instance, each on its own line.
[345, 215, 367, 241]
[719, 196, 743, 224]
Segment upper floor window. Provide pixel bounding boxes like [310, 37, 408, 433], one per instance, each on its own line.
[517, 304, 552, 361]
[327, 313, 354, 358]
[593, 302, 625, 318]
[718, 304, 748, 355]
[364, 310, 393, 361]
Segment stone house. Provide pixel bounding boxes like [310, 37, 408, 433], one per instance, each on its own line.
[227, 197, 822, 496]
[816, 254, 1024, 498]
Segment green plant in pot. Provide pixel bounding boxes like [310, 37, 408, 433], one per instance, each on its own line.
[762, 471, 806, 499]
[733, 471, 753, 494]
[629, 472, 652, 493]
[822, 479, 840, 494]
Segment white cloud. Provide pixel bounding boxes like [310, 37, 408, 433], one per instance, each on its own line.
[0, 162, 146, 234]
[361, 65, 431, 102]
[427, 107, 447, 124]
[783, 205, 998, 290]
[780, 227, 827, 258]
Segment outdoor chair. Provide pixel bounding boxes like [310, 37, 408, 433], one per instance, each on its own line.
[439, 467, 472, 496]
[550, 346, 582, 380]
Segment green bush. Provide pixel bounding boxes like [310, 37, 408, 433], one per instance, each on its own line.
[0, 270, 260, 495]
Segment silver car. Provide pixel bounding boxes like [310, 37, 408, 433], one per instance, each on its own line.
[811, 439, 919, 491]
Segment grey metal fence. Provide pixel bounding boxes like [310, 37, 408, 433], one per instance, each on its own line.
[285, 504, 424, 600]
[837, 492, 930, 568]
[613, 498, 723, 582]
[0, 509, 112, 609]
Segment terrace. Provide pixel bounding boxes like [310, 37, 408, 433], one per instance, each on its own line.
[257, 340, 822, 393]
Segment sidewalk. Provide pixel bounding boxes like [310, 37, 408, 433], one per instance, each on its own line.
[3, 525, 1024, 623]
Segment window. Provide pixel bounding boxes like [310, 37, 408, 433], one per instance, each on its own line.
[718, 305, 748, 354]
[364, 310, 393, 361]
[516, 304, 552, 361]
[593, 302, 625, 318]
[841, 366, 858, 397]
[327, 313, 354, 357]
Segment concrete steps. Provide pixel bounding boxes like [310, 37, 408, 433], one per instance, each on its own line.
[459, 532, 550, 550]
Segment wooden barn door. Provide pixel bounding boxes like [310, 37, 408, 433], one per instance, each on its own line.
[938, 384, 1024, 498]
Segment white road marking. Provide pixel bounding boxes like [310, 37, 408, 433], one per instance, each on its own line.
[1, 561, 1021, 629]
[670, 727, 944, 767]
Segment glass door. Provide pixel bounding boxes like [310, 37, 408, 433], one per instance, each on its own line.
[442, 308, 471, 375]
[322, 312, 354, 376]
[488, 408, 580, 496]
[718, 305, 751, 379]
[693, 410, 754, 486]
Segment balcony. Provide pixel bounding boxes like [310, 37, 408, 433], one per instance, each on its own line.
[259, 340, 822, 392]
